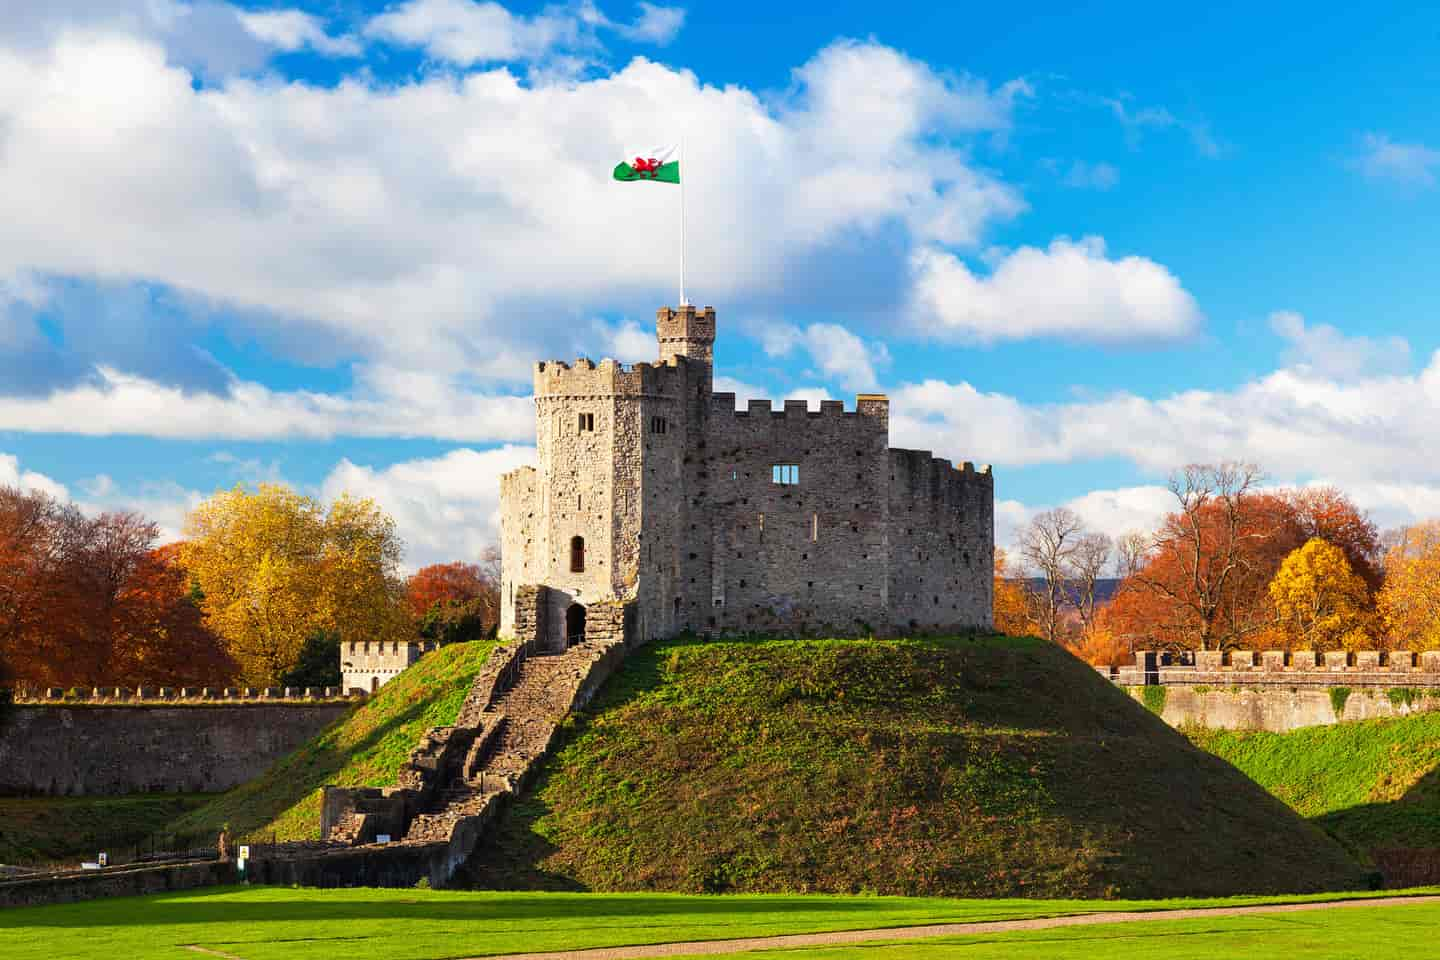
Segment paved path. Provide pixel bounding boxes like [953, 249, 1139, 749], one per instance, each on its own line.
[453, 895, 1440, 960]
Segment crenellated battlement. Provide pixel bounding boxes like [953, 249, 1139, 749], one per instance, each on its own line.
[533, 354, 694, 400]
[12, 685, 362, 703]
[709, 394, 890, 420]
[1110, 649, 1440, 687]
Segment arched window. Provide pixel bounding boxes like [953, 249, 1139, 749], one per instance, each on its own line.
[570, 535, 585, 572]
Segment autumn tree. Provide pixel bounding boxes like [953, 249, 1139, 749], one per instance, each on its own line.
[1018, 508, 1085, 644]
[406, 561, 490, 617]
[1378, 521, 1440, 651]
[992, 547, 1032, 636]
[181, 484, 409, 686]
[0, 487, 233, 688]
[1065, 531, 1113, 635]
[1268, 538, 1375, 651]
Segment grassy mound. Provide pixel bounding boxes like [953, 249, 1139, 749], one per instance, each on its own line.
[470, 635, 1364, 898]
[173, 641, 495, 841]
[0, 794, 209, 866]
[1191, 714, 1440, 858]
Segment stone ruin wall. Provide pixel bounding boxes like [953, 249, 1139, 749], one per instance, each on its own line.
[1103, 649, 1440, 732]
[0, 701, 351, 795]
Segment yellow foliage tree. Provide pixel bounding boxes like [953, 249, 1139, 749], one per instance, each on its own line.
[1267, 537, 1374, 651]
[993, 547, 1033, 637]
[180, 484, 408, 685]
[1378, 521, 1440, 651]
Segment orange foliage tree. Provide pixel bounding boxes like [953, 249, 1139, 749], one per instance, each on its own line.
[0, 486, 235, 689]
[992, 547, 1033, 637]
[406, 560, 491, 616]
[1106, 465, 1379, 652]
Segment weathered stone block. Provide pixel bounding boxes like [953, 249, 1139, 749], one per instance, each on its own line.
[1419, 652, 1440, 673]
[1324, 651, 1350, 671]
[1390, 650, 1415, 671]
[1196, 650, 1224, 671]
[1353, 651, 1380, 670]
[1291, 650, 1319, 670]
[1229, 650, 1255, 669]
[1261, 651, 1286, 672]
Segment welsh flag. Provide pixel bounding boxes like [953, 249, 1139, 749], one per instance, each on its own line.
[613, 145, 680, 183]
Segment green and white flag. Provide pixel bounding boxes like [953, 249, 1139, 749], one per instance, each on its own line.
[613, 145, 680, 183]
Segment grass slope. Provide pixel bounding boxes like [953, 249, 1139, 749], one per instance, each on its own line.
[0, 795, 209, 867]
[173, 641, 495, 841]
[471, 635, 1365, 898]
[1191, 713, 1440, 856]
[1, 887, 1434, 960]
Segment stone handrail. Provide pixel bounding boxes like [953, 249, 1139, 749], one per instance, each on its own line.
[1105, 649, 1440, 687]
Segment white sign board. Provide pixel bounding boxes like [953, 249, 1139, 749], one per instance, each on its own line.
[376, 834, 391, 844]
[97, 852, 108, 867]
[238, 845, 250, 860]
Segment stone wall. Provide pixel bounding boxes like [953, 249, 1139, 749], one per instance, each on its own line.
[0, 859, 235, 909]
[0, 703, 351, 795]
[1130, 684, 1440, 732]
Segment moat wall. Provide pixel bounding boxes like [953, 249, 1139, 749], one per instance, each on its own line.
[1128, 684, 1440, 732]
[0, 703, 351, 796]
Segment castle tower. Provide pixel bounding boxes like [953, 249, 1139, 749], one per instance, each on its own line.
[657, 305, 715, 395]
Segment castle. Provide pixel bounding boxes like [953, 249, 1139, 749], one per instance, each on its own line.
[498, 305, 994, 649]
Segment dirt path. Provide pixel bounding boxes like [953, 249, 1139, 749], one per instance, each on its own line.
[457, 895, 1440, 960]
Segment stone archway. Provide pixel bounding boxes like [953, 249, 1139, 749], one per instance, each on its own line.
[566, 603, 587, 646]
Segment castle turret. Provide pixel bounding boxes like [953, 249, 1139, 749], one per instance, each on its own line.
[657, 305, 715, 395]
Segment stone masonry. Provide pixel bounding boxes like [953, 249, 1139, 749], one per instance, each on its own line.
[499, 305, 994, 649]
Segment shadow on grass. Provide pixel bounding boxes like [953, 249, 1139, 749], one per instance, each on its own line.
[0, 887, 940, 930]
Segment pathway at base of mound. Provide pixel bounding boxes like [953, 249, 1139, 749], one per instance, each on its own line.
[455, 896, 1440, 960]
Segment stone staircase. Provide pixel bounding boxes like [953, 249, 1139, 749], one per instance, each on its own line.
[399, 647, 599, 844]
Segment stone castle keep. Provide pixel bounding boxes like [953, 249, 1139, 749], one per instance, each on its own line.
[499, 305, 994, 648]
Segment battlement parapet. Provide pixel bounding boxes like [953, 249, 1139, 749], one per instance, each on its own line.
[11, 685, 362, 704]
[1109, 649, 1440, 687]
[533, 354, 692, 400]
[710, 394, 889, 421]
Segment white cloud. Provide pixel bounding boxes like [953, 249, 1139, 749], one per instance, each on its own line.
[0, 367, 534, 442]
[619, 3, 684, 45]
[0, 32, 1029, 397]
[1270, 310, 1410, 381]
[890, 343, 1440, 495]
[594, 318, 657, 361]
[0, 452, 69, 500]
[799, 323, 889, 392]
[322, 445, 536, 570]
[910, 236, 1201, 343]
[1060, 160, 1118, 190]
[362, 0, 684, 67]
[237, 9, 361, 57]
[1357, 133, 1440, 187]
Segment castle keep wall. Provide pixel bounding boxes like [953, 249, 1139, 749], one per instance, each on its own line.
[341, 640, 438, 694]
[685, 396, 892, 636]
[888, 453, 994, 631]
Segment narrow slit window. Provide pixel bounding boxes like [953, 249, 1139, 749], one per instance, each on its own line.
[772, 464, 799, 485]
[578, 413, 595, 432]
[758, 513, 765, 541]
[811, 513, 818, 542]
[570, 535, 585, 573]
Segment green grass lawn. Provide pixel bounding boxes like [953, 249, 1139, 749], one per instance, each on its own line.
[1190, 712, 1440, 856]
[170, 641, 495, 842]
[0, 795, 211, 867]
[0, 887, 1434, 960]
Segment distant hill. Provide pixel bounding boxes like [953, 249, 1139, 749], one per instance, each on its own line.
[1019, 578, 1124, 603]
[469, 634, 1365, 898]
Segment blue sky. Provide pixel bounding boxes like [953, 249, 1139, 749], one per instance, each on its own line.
[3, 0, 1440, 568]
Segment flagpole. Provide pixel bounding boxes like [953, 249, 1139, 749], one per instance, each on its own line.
[679, 137, 688, 306]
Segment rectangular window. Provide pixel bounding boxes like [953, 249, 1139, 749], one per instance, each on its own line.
[650, 417, 667, 434]
[772, 464, 799, 485]
[578, 413, 595, 432]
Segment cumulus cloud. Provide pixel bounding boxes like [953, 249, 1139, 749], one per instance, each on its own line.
[1357, 133, 1440, 187]
[322, 445, 537, 570]
[237, 9, 361, 57]
[1270, 310, 1410, 381]
[909, 236, 1201, 343]
[363, 0, 684, 67]
[0, 367, 534, 442]
[0, 452, 69, 500]
[0, 32, 1030, 398]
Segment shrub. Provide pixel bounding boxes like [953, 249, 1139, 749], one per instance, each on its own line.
[1330, 687, 1352, 719]
[1141, 685, 1168, 715]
